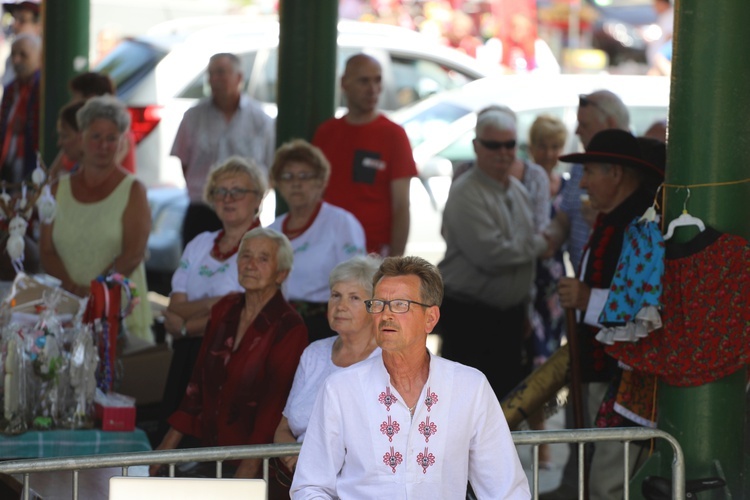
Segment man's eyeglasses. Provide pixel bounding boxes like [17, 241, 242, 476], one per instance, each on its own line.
[211, 187, 254, 202]
[477, 138, 516, 151]
[579, 94, 606, 114]
[364, 299, 433, 314]
[279, 171, 318, 182]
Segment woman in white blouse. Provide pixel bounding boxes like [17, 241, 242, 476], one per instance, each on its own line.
[272, 254, 381, 486]
[157, 156, 267, 443]
[268, 139, 366, 342]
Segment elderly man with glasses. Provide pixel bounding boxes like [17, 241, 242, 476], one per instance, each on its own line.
[291, 255, 531, 499]
[437, 106, 550, 403]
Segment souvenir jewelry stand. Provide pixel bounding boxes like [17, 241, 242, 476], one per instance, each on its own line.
[82, 273, 138, 393]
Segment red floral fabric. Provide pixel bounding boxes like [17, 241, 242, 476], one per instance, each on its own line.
[607, 228, 750, 387]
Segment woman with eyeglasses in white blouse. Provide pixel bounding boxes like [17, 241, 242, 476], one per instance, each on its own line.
[157, 155, 267, 444]
[269, 139, 366, 343]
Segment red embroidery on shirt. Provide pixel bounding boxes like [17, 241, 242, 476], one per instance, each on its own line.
[424, 387, 438, 412]
[383, 446, 403, 473]
[416, 447, 436, 474]
[380, 415, 400, 442]
[418, 416, 437, 443]
[379, 387, 398, 411]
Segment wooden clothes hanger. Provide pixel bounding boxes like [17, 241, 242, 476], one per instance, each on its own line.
[663, 188, 705, 240]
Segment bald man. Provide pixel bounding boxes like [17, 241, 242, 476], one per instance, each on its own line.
[312, 53, 417, 257]
[0, 33, 41, 184]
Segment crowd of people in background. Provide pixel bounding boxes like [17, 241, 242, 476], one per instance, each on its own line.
[342, 0, 553, 74]
[0, 0, 679, 497]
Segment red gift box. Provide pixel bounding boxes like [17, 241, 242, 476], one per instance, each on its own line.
[94, 392, 136, 432]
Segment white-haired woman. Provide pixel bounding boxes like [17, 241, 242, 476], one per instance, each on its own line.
[272, 254, 381, 495]
[151, 228, 308, 479]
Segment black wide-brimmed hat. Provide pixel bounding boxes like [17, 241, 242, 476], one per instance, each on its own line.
[2, 1, 39, 15]
[559, 129, 665, 180]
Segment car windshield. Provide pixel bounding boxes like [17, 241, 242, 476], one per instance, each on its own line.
[95, 39, 169, 99]
[399, 101, 472, 148]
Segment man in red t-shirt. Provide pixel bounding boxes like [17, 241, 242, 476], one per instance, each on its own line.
[312, 53, 417, 257]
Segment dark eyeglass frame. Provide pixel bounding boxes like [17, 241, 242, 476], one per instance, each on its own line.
[477, 138, 517, 151]
[578, 94, 606, 114]
[211, 187, 255, 202]
[364, 298, 433, 314]
[279, 171, 319, 182]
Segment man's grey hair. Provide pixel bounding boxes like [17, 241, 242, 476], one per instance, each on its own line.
[209, 52, 241, 72]
[11, 33, 41, 51]
[76, 94, 131, 133]
[476, 106, 517, 135]
[584, 90, 629, 130]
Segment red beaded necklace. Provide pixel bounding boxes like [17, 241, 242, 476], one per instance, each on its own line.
[282, 201, 322, 240]
[211, 219, 260, 261]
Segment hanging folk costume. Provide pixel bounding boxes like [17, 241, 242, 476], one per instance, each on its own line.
[607, 227, 750, 387]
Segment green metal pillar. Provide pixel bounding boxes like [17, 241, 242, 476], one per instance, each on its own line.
[40, 0, 89, 167]
[276, 0, 338, 144]
[275, 0, 338, 215]
[649, 0, 750, 497]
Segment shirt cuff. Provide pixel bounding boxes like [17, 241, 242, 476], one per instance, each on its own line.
[584, 288, 608, 327]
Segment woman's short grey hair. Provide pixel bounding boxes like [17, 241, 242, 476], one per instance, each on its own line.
[76, 94, 131, 133]
[329, 253, 383, 296]
[240, 227, 294, 273]
[203, 155, 268, 206]
[476, 106, 516, 136]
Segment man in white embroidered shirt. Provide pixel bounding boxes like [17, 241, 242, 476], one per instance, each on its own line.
[291, 256, 530, 499]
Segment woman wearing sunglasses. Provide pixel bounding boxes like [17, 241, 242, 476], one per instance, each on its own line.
[157, 155, 267, 444]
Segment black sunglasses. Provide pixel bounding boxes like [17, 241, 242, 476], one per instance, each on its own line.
[477, 138, 516, 151]
[579, 94, 606, 113]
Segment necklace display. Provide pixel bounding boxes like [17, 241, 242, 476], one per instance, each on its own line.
[211, 220, 259, 261]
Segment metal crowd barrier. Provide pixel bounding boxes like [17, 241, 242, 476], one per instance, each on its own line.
[0, 427, 685, 500]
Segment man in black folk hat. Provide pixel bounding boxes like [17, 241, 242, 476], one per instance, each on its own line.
[555, 128, 665, 500]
